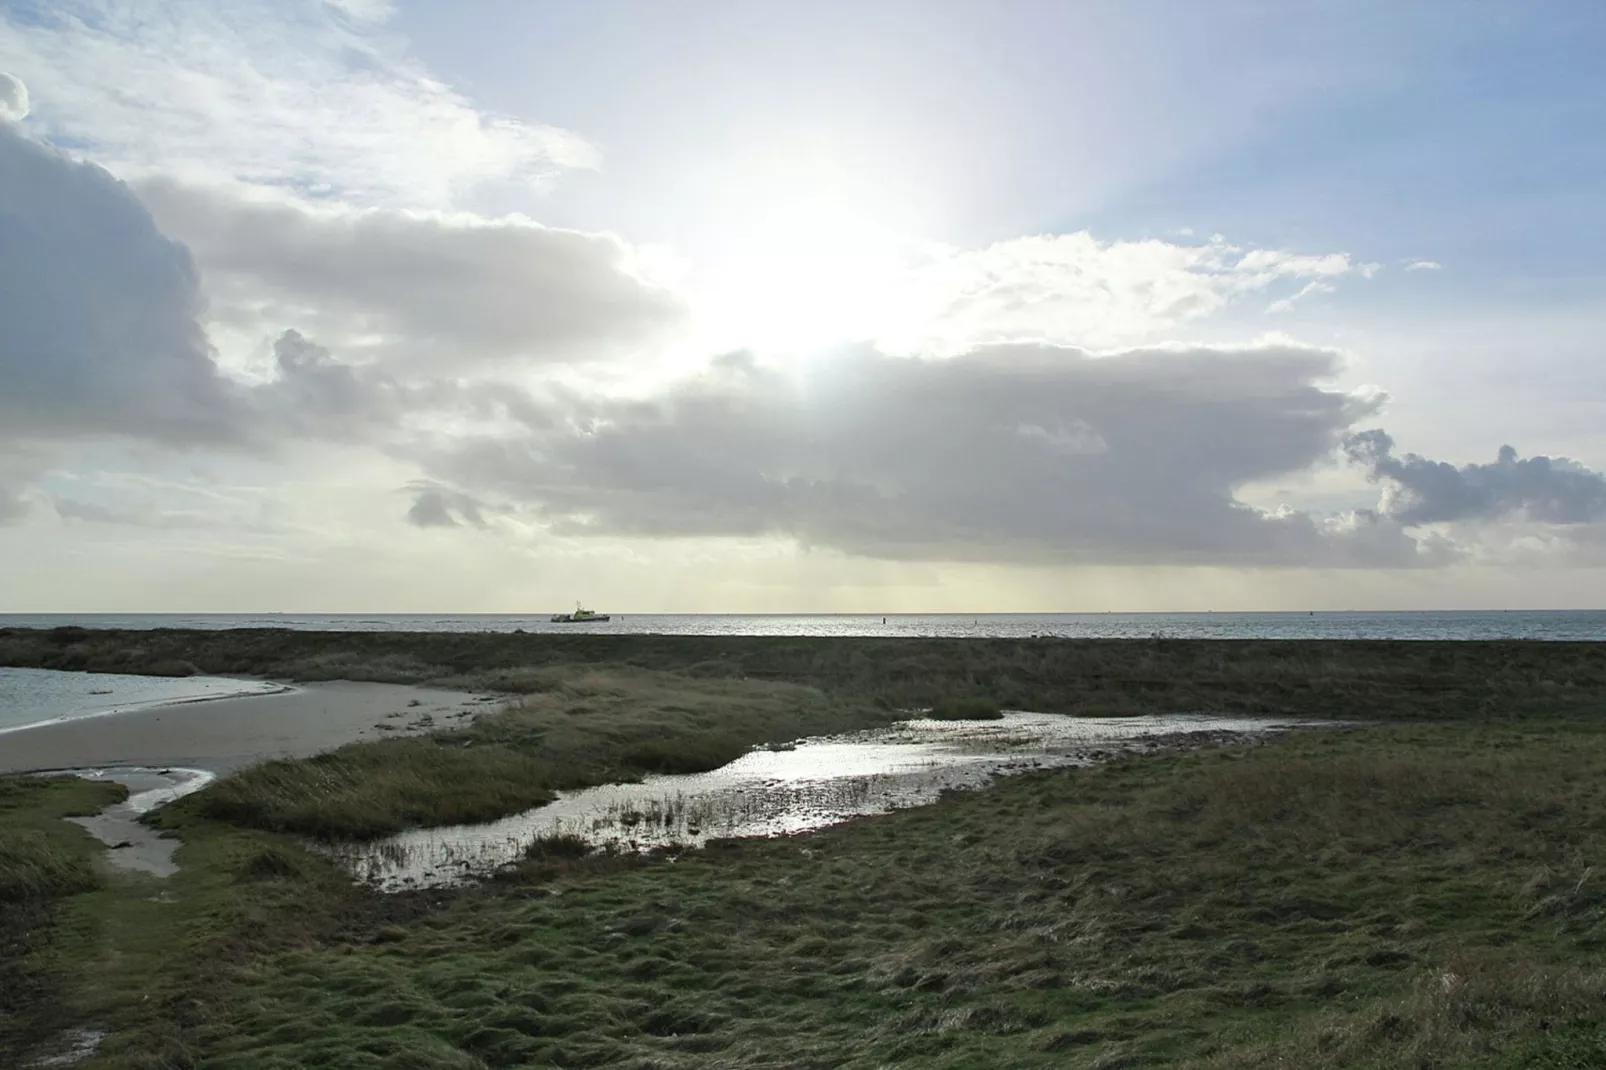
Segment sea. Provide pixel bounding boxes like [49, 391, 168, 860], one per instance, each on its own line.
[0, 666, 283, 736]
[4, 610, 1606, 641]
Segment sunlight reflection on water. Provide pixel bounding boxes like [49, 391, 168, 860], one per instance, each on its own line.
[336, 712, 1323, 891]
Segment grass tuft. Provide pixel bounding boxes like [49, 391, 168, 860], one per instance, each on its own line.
[193, 739, 556, 840]
[0, 830, 101, 903]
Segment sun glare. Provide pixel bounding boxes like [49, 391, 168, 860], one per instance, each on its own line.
[693, 155, 919, 358]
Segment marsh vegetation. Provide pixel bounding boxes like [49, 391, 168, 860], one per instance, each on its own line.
[3, 634, 1605, 1066]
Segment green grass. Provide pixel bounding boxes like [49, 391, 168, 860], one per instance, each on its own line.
[178, 718, 1606, 1069]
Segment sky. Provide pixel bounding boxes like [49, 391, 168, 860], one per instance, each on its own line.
[1, 0, 1605, 612]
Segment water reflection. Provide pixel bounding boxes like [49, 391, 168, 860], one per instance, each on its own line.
[337, 712, 1318, 891]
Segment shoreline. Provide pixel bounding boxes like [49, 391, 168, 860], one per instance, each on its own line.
[0, 679, 488, 777]
[0, 673, 294, 739]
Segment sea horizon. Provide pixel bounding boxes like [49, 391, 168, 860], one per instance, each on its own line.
[6, 609, 1606, 641]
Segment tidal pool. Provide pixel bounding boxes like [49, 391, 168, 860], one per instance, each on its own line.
[50, 766, 215, 878]
[337, 712, 1320, 891]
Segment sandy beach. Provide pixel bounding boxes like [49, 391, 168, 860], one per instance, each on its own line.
[0, 680, 490, 776]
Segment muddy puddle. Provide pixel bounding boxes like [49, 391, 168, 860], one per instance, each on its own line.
[50, 767, 214, 878]
[338, 712, 1318, 891]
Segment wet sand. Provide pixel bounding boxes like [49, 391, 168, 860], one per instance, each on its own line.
[0, 680, 489, 776]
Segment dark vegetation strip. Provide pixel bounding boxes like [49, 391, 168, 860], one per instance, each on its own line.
[5, 626, 1606, 718]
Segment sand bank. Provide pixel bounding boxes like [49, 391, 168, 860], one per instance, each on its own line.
[0, 680, 490, 776]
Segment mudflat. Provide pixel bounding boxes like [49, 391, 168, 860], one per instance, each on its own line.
[0, 680, 485, 775]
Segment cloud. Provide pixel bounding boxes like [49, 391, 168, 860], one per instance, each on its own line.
[0, 70, 26, 121]
[255, 329, 410, 439]
[0, 484, 27, 523]
[1267, 279, 1337, 314]
[404, 483, 487, 529]
[0, 110, 670, 452]
[1404, 260, 1443, 271]
[324, 0, 395, 23]
[0, 122, 479, 467]
[0, 110, 674, 519]
[136, 181, 686, 370]
[0, 0, 592, 207]
[0, 123, 241, 444]
[415, 341, 1435, 567]
[1346, 430, 1606, 526]
[878, 232, 1376, 353]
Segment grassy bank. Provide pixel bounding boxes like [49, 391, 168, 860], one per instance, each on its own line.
[185, 668, 895, 839]
[135, 718, 1606, 1067]
[6, 627, 1606, 718]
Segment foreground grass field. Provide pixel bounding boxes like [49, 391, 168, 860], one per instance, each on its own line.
[14, 717, 1603, 1069]
[3, 636, 1605, 1067]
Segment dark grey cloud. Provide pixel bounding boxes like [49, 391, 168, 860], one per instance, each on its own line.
[258, 329, 408, 439]
[1346, 430, 1606, 526]
[0, 124, 241, 443]
[135, 179, 685, 369]
[418, 342, 1431, 566]
[404, 483, 488, 529]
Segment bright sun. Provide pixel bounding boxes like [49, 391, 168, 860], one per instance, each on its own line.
[692, 154, 919, 358]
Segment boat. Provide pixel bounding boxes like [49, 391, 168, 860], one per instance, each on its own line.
[550, 602, 610, 624]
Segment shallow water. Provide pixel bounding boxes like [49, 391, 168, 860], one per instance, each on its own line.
[55, 767, 215, 878]
[0, 667, 285, 736]
[338, 712, 1318, 891]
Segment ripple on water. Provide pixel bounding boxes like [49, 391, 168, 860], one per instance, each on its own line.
[336, 713, 1323, 892]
